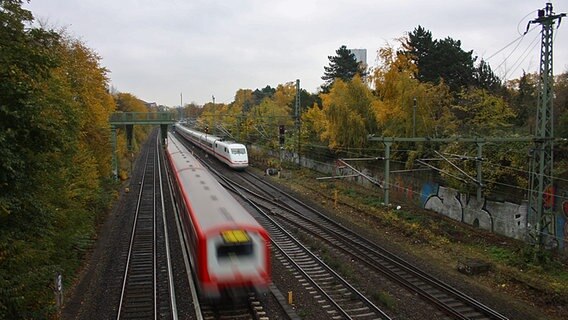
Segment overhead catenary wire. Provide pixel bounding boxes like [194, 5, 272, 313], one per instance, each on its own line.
[493, 28, 540, 80]
[485, 24, 538, 63]
[503, 31, 542, 80]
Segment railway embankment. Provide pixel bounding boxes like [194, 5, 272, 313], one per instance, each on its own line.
[252, 162, 568, 320]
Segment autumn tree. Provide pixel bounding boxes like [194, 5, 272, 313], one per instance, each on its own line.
[372, 46, 455, 138]
[242, 83, 295, 148]
[554, 71, 568, 137]
[451, 88, 515, 136]
[301, 103, 330, 160]
[321, 45, 365, 92]
[195, 101, 220, 134]
[183, 102, 202, 120]
[233, 89, 254, 113]
[0, 1, 117, 317]
[57, 38, 115, 178]
[315, 76, 376, 150]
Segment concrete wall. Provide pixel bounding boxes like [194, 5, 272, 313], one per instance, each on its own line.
[422, 184, 528, 240]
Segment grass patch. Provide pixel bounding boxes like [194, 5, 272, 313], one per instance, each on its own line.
[488, 246, 514, 264]
[371, 290, 397, 309]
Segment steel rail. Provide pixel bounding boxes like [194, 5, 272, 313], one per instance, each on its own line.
[117, 148, 154, 319]
[243, 171, 509, 320]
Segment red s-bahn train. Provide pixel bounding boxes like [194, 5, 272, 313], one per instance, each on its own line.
[164, 132, 270, 298]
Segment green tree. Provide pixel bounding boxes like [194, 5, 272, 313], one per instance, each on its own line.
[0, 0, 61, 216]
[0, 2, 118, 317]
[400, 25, 435, 81]
[474, 59, 502, 93]
[252, 85, 275, 105]
[321, 45, 365, 92]
[506, 71, 538, 128]
[440, 141, 529, 197]
[554, 71, 568, 168]
[451, 88, 516, 136]
[554, 71, 568, 137]
[401, 26, 477, 92]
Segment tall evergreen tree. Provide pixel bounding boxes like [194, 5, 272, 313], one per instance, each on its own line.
[400, 25, 435, 81]
[432, 37, 476, 92]
[401, 26, 478, 92]
[474, 59, 502, 93]
[321, 45, 365, 92]
[509, 71, 538, 128]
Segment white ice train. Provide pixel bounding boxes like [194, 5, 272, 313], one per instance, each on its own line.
[174, 123, 249, 170]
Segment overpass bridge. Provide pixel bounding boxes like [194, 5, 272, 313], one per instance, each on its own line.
[109, 112, 176, 178]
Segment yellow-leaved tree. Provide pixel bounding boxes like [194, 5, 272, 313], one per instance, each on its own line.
[114, 92, 151, 178]
[317, 75, 376, 150]
[198, 102, 225, 133]
[371, 45, 455, 138]
[231, 89, 254, 142]
[244, 83, 295, 148]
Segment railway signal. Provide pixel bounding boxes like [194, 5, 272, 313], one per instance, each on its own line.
[279, 125, 285, 145]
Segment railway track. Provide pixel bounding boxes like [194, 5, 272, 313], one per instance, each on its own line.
[173, 134, 507, 319]
[233, 171, 509, 320]
[199, 293, 269, 320]
[192, 164, 391, 319]
[117, 135, 177, 320]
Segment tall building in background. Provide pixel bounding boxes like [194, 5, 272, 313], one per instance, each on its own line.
[348, 48, 367, 68]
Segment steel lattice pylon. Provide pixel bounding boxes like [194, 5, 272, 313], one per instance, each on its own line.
[527, 3, 565, 248]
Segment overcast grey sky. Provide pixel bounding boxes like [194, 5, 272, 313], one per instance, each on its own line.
[25, 0, 567, 107]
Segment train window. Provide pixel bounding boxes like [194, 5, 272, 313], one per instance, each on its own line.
[217, 243, 253, 259]
[230, 148, 246, 155]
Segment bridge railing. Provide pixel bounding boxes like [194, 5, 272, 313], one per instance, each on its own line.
[109, 112, 177, 125]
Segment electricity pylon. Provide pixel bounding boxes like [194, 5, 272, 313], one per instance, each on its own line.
[527, 2, 565, 248]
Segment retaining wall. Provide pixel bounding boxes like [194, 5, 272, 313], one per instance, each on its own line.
[260, 149, 567, 251]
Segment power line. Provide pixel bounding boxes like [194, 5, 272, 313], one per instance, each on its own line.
[503, 32, 542, 80]
[485, 25, 537, 62]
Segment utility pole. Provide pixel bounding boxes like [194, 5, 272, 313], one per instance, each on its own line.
[526, 3, 565, 249]
[295, 79, 301, 165]
[412, 97, 417, 137]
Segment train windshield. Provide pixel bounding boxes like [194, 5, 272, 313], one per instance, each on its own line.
[230, 148, 246, 155]
[217, 243, 253, 259]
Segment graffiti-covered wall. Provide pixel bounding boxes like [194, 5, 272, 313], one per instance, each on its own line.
[420, 183, 528, 240]
[266, 150, 567, 252]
